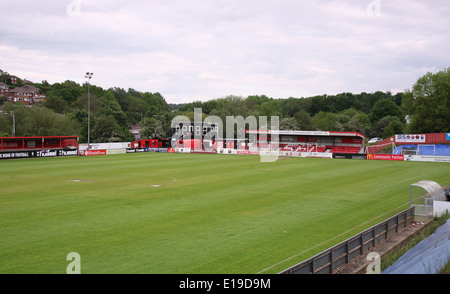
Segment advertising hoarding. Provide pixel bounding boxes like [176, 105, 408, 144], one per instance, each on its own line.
[395, 134, 426, 143]
[367, 154, 405, 161]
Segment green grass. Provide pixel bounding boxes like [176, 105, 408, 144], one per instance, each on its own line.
[0, 153, 449, 274]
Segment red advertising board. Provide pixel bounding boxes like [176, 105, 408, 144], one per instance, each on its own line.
[83, 150, 107, 156]
[367, 154, 404, 161]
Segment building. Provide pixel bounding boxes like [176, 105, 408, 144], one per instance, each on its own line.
[9, 76, 18, 85]
[4, 84, 46, 105]
[244, 130, 365, 156]
[0, 82, 8, 97]
[171, 120, 221, 151]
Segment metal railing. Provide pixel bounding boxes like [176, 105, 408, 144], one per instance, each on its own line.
[279, 207, 415, 274]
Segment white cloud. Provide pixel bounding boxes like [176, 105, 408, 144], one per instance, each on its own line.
[0, 0, 449, 103]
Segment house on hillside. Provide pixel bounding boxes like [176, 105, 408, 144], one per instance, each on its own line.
[9, 75, 18, 85]
[5, 84, 46, 105]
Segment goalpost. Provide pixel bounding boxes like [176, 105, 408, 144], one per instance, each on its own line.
[416, 144, 436, 156]
[367, 143, 438, 155]
[366, 141, 397, 154]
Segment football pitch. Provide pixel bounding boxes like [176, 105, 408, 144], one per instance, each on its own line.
[0, 153, 449, 274]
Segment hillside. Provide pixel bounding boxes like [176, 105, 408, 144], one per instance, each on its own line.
[1, 67, 448, 142]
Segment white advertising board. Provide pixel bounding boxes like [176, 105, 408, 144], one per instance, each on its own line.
[79, 142, 131, 151]
[404, 155, 450, 162]
[395, 134, 426, 143]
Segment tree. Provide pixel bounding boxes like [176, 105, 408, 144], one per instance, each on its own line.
[2, 103, 31, 136]
[2, 103, 79, 137]
[279, 117, 299, 130]
[338, 108, 372, 134]
[44, 94, 69, 114]
[279, 97, 303, 117]
[24, 107, 59, 136]
[358, 91, 388, 114]
[258, 100, 282, 118]
[142, 92, 171, 115]
[383, 120, 404, 139]
[403, 67, 450, 133]
[35, 80, 52, 94]
[245, 95, 270, 110]
[294, 110, 314, 130]
[0, 69, 10, 84]
[48, 80, 83, 104]
[91, 114, 132, 143]
[369, 98, 404, 124]
[140, 116, 166, 139]
[74, 93, 101, 114]
[351, 113, 372, 135]
[334, 92, 360, 113]
[312, 111, 342, 131]
[309, 95, 332, 115]
[0, 113, 11, 136]
[110, 87, 130, 111]
[373, 116, 404, 138]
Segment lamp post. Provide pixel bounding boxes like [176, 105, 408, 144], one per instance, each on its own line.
[85, 72, 93, 149]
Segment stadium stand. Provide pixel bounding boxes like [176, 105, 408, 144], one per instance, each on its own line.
[277, 143, 361, 154]
[278, 143, 361, 154]
[330, 146, 361, 154]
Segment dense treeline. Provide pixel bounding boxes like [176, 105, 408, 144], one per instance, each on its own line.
[0, 67, 448, 142]
[174, 91, 406, 139]
[0, 76, 173, 142]
[172, 67, 449, 139]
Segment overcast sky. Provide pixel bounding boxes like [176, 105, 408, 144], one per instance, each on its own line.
[1, 0, 449, 104]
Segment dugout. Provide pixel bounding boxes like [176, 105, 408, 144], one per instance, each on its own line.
[0, 136, 79, 159]
[410, 180, 449, 221]
[0, 136, 78, 152]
